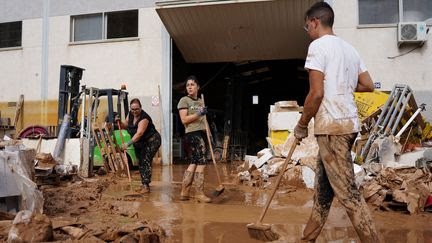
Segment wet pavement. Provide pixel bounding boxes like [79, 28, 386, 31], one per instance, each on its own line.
[103, 164, 432, 243]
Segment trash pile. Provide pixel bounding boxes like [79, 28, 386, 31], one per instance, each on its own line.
[237, 100, 318, 190]
[2, 209, 165, 242]
[34, 152, 77, 186]
[361, 167, 432, 214]
[0, 141, 165, 242]
[237, 85, 432, 214]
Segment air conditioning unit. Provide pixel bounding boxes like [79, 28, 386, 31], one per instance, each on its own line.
[398, 22, 427, 44]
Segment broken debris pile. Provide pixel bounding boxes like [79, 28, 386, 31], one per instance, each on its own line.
[237, 119, 318, 190]
[53, 219, 165, 242]
[3, 210, 165, 243]
[361, 167, 432, 214]
[35, 152, 78, 186]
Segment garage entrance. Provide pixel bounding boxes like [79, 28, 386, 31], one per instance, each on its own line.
[156, 0, 318, 163]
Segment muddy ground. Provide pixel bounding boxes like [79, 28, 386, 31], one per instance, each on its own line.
[1, 162, 432, 242]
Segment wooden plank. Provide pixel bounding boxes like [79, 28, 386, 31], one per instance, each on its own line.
[96, 126, 115, 172]
[221, 135, 230, 161]
[91, 125, 110, 173]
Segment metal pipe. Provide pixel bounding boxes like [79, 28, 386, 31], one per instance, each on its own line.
[395, 103, 425, 138]
[391, 92, 412, 135]
[53, 114, 70, 159]
[380, 89, 402, 133]
[386, 86, 408, 133]
[79, 86, 86, 139]
[374, 86, 396, 129]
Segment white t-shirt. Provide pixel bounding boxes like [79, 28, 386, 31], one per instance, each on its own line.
[305, 35, 366, 135]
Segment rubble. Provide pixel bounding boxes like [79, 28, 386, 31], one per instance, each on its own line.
[361, 168, 432, 214]
[7, 210, 53, 243]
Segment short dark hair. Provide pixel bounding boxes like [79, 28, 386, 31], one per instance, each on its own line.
[185, 75, 199, 86]
[305, 2, 334, 28]
[130, 98, 142, 107]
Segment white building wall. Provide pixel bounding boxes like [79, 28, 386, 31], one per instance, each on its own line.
[333, 0, 432, 120]
[0, 8, 164, 101]
[0, 5, 171, 163]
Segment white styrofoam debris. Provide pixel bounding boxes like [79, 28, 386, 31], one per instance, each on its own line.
[257, 148, 271, 158]
[254, 150, 273, 168]
[268, 112, 301, 131]
[302, 166, 315, 189]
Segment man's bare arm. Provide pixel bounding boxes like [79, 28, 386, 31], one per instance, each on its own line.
[299, 70, 325, 126]
[356, 71, 374, 92]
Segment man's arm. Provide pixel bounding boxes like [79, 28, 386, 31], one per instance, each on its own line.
[356, 71, 374, 92]
[298, 70, 325, 126]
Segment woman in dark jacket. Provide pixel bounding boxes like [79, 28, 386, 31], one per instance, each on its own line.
[118, 98, 161, 193]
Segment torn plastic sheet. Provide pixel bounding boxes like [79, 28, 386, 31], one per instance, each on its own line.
[2, 146, 43, 213]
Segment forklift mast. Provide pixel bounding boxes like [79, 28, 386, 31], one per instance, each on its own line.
[57, 65, 85, 137]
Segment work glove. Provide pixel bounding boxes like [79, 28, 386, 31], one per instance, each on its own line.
[294, 122, 308, 141]
[196, 106, 208, 116]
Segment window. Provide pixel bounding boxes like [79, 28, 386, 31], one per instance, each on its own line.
[359, 0, 432, 25]
[359, 0, 399, 25]
[71, 10, 138, 42]
[403, 0, 432, 22]
[73, 14, 103, 41]
[0, 21, 22, 48]
[107, 11, 138, 39]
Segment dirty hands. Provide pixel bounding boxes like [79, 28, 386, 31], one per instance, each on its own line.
[294, 122, 308, 141]
[196, 106, 208, 116]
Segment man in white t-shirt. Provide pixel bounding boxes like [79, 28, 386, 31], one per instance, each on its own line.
[294, 2, 380, 243]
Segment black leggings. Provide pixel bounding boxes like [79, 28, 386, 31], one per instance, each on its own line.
[134, 132, 161, 185]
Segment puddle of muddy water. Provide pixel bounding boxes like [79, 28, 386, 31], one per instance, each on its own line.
[92, 164, 432, 243]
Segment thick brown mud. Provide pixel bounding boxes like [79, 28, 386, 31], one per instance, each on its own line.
[103, 163, 432, 242]
[1, 163, 431, 242]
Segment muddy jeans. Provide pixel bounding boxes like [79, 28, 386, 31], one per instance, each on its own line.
[134, 132, 161, 186]
[302, 134, 380, 243]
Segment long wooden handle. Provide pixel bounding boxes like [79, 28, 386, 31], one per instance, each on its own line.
[257, 138, 298, 223]
[201, 94, 223, 185]
[116, 121, 131, 182]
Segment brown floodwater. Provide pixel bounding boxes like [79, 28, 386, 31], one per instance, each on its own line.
[102, 164, 432, 243]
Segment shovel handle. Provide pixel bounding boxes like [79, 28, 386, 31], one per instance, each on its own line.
[257, 138, 298, 223]
[201, 94, 223, 185]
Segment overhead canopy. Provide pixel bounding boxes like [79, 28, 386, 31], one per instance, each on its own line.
[156, 0, 318, 63]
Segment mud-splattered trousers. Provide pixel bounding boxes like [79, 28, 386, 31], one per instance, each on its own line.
[185, 130, 208, 165]
[302, 134, 380, 243]
[134, 132, 161, 186]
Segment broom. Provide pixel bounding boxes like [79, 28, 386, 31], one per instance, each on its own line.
[201, 94, 225, 197]
[247, 138, 298, 241]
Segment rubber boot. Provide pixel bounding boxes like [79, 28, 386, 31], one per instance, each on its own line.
[180, 171, 194, 201]
[194, 172, 212, 203]
[139, 184, 150, 194]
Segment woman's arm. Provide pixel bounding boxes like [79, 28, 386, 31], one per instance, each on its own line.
[179, 109, 201, 125]
[130, 119, 149, 143]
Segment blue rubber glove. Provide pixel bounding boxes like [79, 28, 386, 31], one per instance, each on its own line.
[196, 106, 208, 116]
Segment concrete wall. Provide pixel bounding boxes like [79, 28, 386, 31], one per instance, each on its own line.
[333, 0, 432, 120]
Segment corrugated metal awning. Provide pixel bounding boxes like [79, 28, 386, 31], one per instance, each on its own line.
[156, 0, 318, 63]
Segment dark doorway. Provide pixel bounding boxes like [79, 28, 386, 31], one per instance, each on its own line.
[172, 42, 309, 163]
